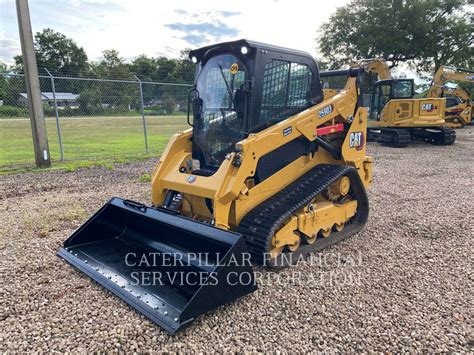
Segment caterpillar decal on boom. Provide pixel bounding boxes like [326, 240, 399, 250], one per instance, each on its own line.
[59, 40, 372, 334]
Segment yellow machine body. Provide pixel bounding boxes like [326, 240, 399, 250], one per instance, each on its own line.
[370, 97, 447, 128]
[152, 77, 372, 249]
[427, 65, 474, 127]
[59, 40, 374, 334]
[444, 100, 472, 127]
[321, 58, 456, 147]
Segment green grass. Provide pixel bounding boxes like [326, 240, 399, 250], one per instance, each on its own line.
[138, 173, 152, 183]
[0, 115, 189, 173]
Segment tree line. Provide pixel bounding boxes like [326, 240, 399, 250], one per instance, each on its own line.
[318, 0, 473, 95]
[1, 0, 472, 112]
[0, 28, 194, 116]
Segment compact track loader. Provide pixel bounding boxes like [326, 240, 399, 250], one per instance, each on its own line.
[59, 40, 372, 334]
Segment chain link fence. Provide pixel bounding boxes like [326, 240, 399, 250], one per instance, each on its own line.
[0, 71, 192, 169]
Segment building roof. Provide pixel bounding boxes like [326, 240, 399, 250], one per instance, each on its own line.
[19, 92, 79, 101]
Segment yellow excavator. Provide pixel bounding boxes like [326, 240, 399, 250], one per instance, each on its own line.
[427, 65, 474, 127]
[323, 58, 455, 147]
[322, 58, 391, 99]
[59, 40, 373, 334]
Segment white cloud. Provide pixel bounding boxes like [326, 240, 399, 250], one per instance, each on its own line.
[0, 0, 351, 65]
[0, 32, 21, 64]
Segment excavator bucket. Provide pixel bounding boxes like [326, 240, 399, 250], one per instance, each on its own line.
[58, 197, 256, 334]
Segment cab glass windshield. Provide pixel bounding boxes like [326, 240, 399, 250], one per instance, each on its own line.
[193, 54, 247, 169]
[392, 80, 413, 99]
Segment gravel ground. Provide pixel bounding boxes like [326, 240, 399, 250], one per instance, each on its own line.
[1, 128, 473, 352]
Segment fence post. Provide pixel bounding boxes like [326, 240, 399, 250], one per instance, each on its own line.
[45, 68, 64, 161]
[134, 75, 149, 154]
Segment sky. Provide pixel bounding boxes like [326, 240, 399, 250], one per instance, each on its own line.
[0, 0, 351, 65]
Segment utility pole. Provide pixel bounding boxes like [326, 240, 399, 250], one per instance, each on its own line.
[134, 75, 149, 154]
[16, 0, 51, 168]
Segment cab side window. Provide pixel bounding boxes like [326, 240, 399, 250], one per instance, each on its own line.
[392, 80, 413, 99]
[260, 60, 312, 124]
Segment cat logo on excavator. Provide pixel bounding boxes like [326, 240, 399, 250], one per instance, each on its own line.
[421, 103, 434, 112]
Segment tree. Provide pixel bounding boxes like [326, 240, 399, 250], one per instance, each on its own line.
[318, 0, 473, 72]
[14, 28, 88, 76]
[0, 62, 25, 106]
[162, 94, 176, 114]
[130, 55, 157, 82]
[171, 49, 194, 84]
[95, 49, 133, 80]
[130, 51, 194, 109]
[92, 50, 136, 109]
[77, 88, 102, 113]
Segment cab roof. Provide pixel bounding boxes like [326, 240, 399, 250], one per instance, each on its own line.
[189, 39, 316, 63]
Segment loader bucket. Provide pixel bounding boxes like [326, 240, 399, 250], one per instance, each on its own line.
[58, 197, 256, 334]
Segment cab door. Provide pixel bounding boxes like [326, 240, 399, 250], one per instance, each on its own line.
[370, 81, 391, 121]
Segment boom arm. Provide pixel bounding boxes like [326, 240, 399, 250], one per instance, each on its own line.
[352, 58, 391, 80]
[443, 87, 471, 101]
[428, 65, 474, 100]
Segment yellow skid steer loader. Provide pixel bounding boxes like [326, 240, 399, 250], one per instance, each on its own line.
[59, 40, 372, 334]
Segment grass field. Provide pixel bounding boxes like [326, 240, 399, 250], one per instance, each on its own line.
[0, 115, 189, 172]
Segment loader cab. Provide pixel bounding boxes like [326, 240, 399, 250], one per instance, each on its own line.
[188, 39, 323, 173]
[369, 79, 414, 121]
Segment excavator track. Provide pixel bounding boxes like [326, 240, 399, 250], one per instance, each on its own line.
[411, 127, 456, 146]
[237, 164, 369, 266]
[367, 128, 411, 147]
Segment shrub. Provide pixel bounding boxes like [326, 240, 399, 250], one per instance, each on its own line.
[0, 105, 28, 117]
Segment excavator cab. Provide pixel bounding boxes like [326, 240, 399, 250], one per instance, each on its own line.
[369, 79, 414, 121]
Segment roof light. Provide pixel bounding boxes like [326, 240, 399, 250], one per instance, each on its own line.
[191, 56, 198, 64]
[241, 46, 248, 55]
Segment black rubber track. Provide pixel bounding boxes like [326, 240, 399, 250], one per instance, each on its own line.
[429, 127, 456, 145]
[237, 164, 369, 266]
[368, 128, 411, 147]
[411, 127, 456, 146]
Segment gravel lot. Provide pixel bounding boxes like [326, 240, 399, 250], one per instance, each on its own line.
[1, 127, 472, 352]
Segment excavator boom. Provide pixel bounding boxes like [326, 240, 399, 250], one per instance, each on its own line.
[427, 66, 474, 126]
